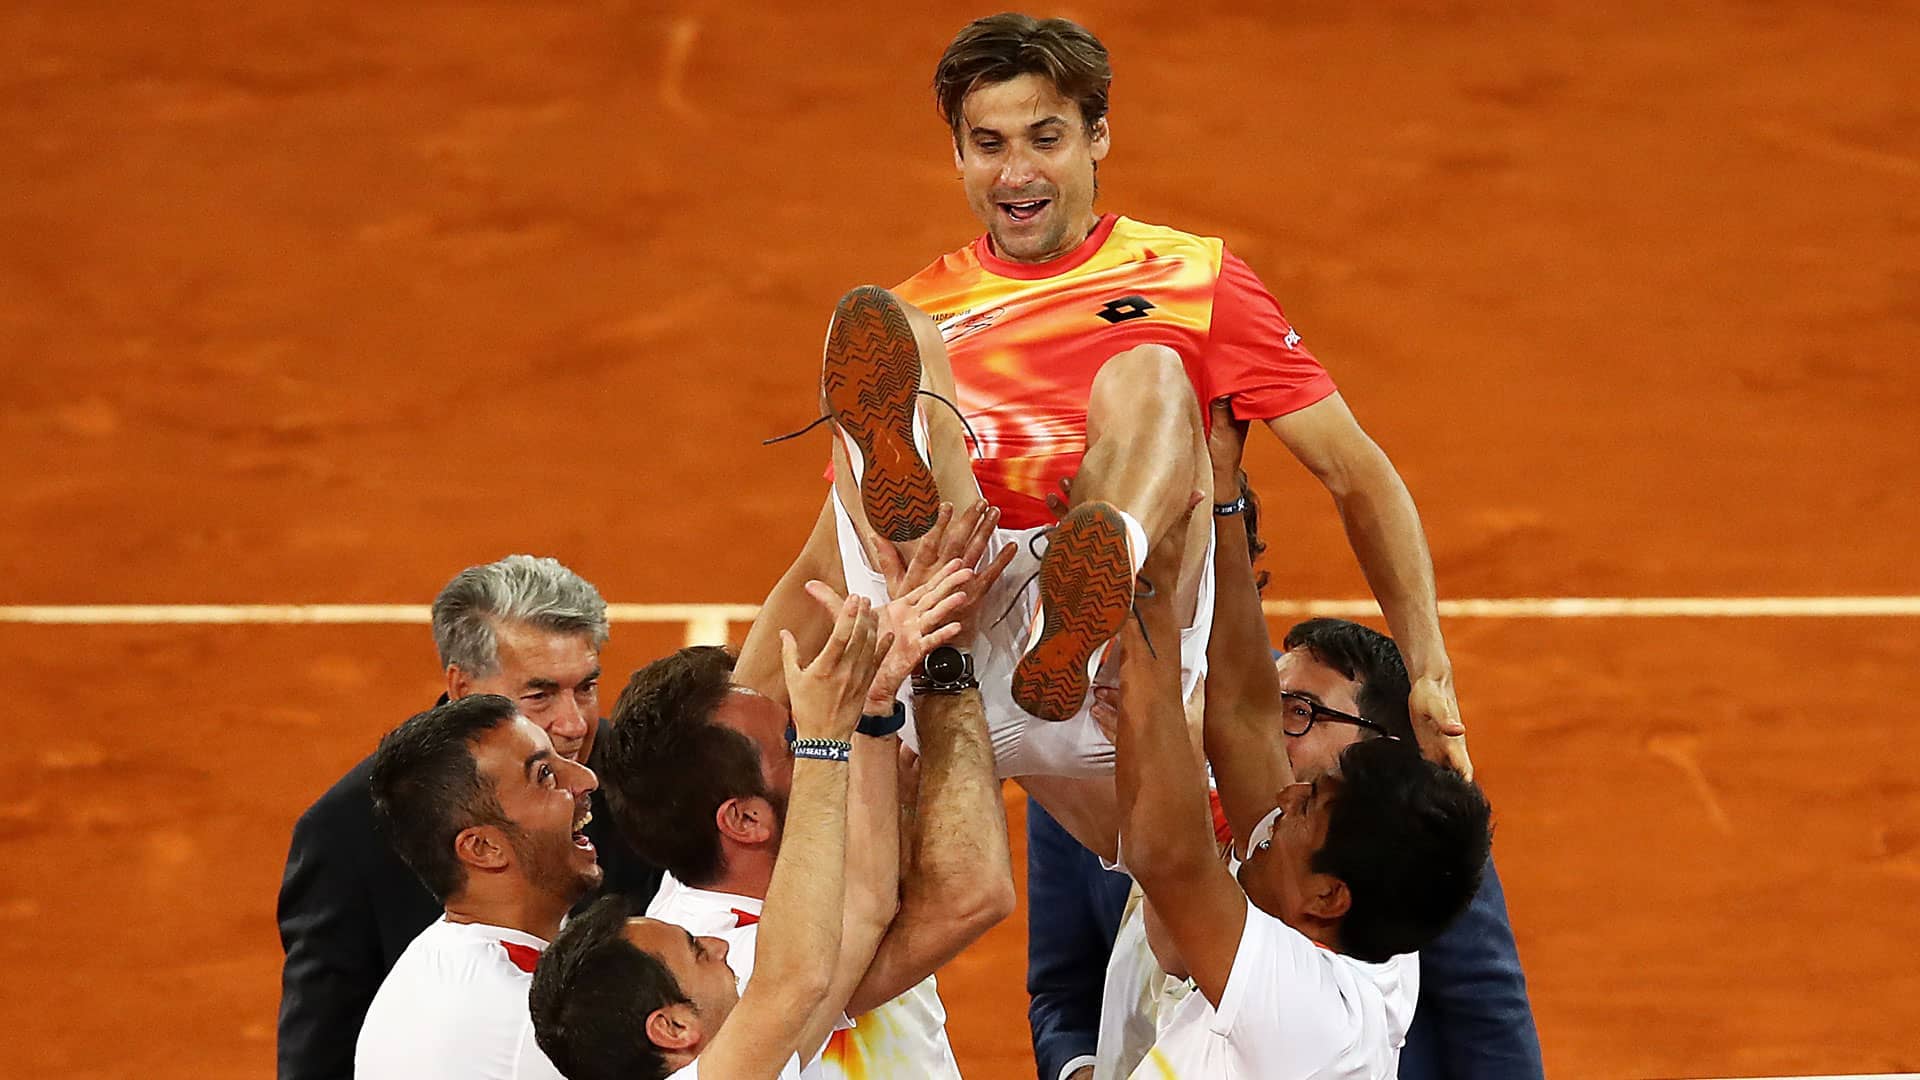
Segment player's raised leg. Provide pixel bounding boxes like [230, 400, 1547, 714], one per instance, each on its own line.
[737, 287, 984, 704]
[824, 286, 985, 546]
[1011, 344, 1212, 722]
[1079, 344, 1213, 563]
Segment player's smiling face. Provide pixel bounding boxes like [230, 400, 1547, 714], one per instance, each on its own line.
[474, 716, 605, 904]
[955, 72, 1110, 263]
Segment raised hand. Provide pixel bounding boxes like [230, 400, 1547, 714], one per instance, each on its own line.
[1206, 396, 1249, 498]
[865, 500, 1017, 643]
[806, 564, 972, 713]
[780, 595, 889, 743]
[1410, 675, 1473, 779]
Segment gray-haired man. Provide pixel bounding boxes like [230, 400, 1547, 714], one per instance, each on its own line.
[276, 555, 663, 1080]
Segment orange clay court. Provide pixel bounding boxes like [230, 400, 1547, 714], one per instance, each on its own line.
[2, 4, 1917, 1078]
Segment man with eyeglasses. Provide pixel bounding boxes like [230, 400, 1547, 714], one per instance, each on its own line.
[1266, 620, 1541, 1079]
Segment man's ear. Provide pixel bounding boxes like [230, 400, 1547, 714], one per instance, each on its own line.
[646, 1002, 700, 1053]
[446, 663, 471, 701]
[1090, 115, 1111, 163]
[952, 136, 966, 172]
[1305, 873, 1351, 923]
[715, 796, 777, 846]
[454, 824, 511, 872]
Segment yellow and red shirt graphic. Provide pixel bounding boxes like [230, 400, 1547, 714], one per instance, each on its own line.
[893, 214, 1336, 529]
[815, 976, 960, 1080]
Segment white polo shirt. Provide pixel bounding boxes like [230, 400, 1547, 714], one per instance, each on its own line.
[355, 918, 564, 1080]
[647, 874, 963, 1080]
[1129, 899, 1418, 1080]
[1094, 885, 1197, 1080]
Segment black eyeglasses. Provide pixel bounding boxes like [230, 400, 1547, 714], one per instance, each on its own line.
[1277, 691, 1398, 740]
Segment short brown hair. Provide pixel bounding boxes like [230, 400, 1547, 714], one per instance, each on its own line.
[934, 13, 1112, 140]
[369, 695, 519, 902]
[601, 646, 772, 887]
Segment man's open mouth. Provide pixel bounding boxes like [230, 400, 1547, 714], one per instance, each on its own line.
[1000, 198, 1050, 223]
[571, 808, 594, 850]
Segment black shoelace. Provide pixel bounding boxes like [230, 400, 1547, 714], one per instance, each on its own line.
[996, 526, 1159, 661]
[762, 389, 982, 456]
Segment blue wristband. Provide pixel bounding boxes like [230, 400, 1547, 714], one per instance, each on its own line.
[856, 700, 907, 738]
[791, 738, 852, 762]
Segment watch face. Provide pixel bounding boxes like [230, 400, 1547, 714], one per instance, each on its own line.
[924, 645, 965, 682]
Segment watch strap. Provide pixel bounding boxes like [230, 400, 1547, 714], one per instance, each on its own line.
[856, 700, 907, 738]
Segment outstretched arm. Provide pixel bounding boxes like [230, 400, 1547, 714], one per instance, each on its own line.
[1264, 392, 1470, 778]
[1206, 403, 1302, 848]
[847, 682, 1014, 1013]
[795, 719, 900, 1057]
[1113, 517, 1247, 1007]
[776, 504, 1015, 1019]
[697, 598, 882, 1080]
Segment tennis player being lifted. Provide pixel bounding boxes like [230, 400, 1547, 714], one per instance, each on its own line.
[741, 12, 1468, 858]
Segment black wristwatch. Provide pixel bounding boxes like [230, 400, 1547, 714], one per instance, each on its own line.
[911, 645, 977, 695]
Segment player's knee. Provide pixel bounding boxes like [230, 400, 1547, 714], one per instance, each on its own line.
[1090, 345, 1195, 424]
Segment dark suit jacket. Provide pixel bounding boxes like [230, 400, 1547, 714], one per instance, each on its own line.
[1397, 858, 1544, 1080]
[1024, 798, 1543, 1080]
[1027, 800, 1135, 1080]
[275, 716, 660, 1080]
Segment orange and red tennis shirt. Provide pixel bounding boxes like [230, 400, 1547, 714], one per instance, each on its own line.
[892, 213, 1337, 529]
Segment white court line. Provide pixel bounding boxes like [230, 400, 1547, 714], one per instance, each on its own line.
[2, 597, 1916, 625]
[3, 598, 1919, 648]
[1270, 596, 1920, 618]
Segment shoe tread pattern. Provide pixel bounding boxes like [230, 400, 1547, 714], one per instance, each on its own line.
[1011, 502, 1135, 722]
[823, 286, 940, 542]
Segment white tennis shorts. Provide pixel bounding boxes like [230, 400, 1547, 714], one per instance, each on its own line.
[831, 490, 1213, 779]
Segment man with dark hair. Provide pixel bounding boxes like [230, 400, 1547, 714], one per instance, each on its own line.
[276, 556, 661, 1080]
[1103, 409, 1492, 1077]
[352, 694, 603, 1079]
[1028, 616, 1539, 1080]
[531, 596, 894, 1080]
[610, 511, 1016, 1079]
[599, 645, 772, 888]
[1271, 616, 1541, 1080]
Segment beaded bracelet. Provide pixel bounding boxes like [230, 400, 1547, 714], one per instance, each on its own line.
[791, 737, 853, 762]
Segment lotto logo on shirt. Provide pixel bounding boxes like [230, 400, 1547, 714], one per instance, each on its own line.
[1095, 295, 1156, 323]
